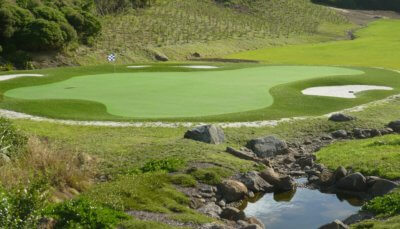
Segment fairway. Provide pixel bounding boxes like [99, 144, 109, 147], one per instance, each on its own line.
[4, 66, 362, 118]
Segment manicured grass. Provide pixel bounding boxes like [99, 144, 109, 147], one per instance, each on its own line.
[3, 66, 362, 118]
[316, 135, 400, 179]
[228, 20, 400, 70]
[1, 64, 399, 121]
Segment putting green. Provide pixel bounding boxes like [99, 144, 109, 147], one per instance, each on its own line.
[4, 66, 363, 118]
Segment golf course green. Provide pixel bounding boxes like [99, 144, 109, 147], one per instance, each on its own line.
[4, 66, 363, 118]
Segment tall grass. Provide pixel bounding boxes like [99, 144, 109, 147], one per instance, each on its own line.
[0, 137, 96, 192]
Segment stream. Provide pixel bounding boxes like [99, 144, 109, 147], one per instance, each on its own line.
[241, 178, 363, 229]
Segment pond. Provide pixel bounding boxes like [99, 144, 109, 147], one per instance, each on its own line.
[242, 179, 363, 229]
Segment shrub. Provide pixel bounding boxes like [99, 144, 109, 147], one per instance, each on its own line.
[140, 158, 185, 173]
[0, 180, 48, 228]
[32, 6, 67, 23]
[362, 189, 400, 217]
[60, 22, 78, 43]
[0, 117, 27, 158]
[189, 167, 232, 185]
[0, 4, 33, 39]
[170, 174, 197, 187]
[0, 137, 95, 191]
[19, 19, 65, 51]
[44, 197, 128, 228]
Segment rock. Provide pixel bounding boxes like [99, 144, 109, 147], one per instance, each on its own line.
[380, 128, 394, 135]
[155, 53, 168, 61]
[336, 172, 367, 192]
[202, 223, 234, 229]
[259, 167, 281, 185]
[283, 155, 296, 164]
[319, 219, 349, 229]
[237, 171, 273, 193]
[246, 217, 265, 229]
[370, 129, 382, 137]
[190, 198, 205, 209]
[226, 147, 257, 161]
[368, 178, 398, 197]
[184, 125, 225, 144]
[241, 224, 263, 229]
[217, 199, 226, 207]
[331, 130, 348, 139]
[220, 207, 246, 221]
[277, 176, 296, 192]
[329, 113, 355, 122]
[198, 202, 222, 218]
[319, 169, 335, 186]
[297, 156, 314, 168]
[192, 52, 201, 58]
[246, 136, 288, 158]
[353, 128, 371, 139]
[321, 134, 333, 141]
[0, 153, 11, 165]
[334, 166, 347, 182]
[388, 120, 400, 132]
[218, 180, 248, 203]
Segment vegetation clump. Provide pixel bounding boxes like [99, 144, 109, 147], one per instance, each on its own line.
[363, 189, 400, 217]
[140, 157, 186, 173]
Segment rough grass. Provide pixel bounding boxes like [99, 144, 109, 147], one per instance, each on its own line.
[73, 0, 350, 64]
[228, 20, 400, 70]
[351, 215, 400, 229]
[0, 137, 95, 192]
[316, 135, 400, 179]
[1, 65, 399, 121]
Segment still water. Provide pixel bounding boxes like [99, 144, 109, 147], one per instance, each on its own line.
[243, 179, 363, 229]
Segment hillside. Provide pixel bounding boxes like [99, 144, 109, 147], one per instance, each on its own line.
[0, 0, 351, 68]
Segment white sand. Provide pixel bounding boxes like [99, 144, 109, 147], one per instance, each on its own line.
[127, 66, 150, 69]
[302, 85, 393, 98]
[178, 65, 219, 69]
[0, 74, 44, 81]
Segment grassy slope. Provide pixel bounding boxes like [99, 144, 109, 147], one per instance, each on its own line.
[316, 135, 400, 179]
[72, 0, 351, 65]
[11, 85, 400, 227]
[228, 19, 400, 70]
[1, 65, 399, 121]
[3, 66, 363, 118]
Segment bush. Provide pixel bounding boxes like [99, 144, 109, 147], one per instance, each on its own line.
[32, 6, 67, 23]
[0, 4, 33, 39]
[0, 180, 48, 228]
[19, 19, 65, 51]
[44, 197, 128, 228]
[0, 117, 27, 158]
[60, 22, 78, 43]
[140, 158, 185, 173]
[362, 189, 400, 217]
[189, 167, 232, 185]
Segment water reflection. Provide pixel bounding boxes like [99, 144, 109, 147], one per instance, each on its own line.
[243, 185, 363, 229]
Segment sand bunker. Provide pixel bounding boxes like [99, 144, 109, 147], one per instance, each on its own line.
[0, 74, 44, 81]
[302, 85, 393, 98]
[178, 65, 219, 69]
[127, 66, 150, 69]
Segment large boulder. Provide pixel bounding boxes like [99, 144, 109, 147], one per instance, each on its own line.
[198, 202, 222, 218]
[331, 130, 348, 139]
[155, 53, 169, 61]
[259, 167, 281, 185]
[319, 219, 349, 229]
[226, 147, 258, 161]
[259, 168, 295, 192]
[220, 207, 246, 221]
[246, 217, 265, 229]
[237, 171, 273, 193]
[246, 136, 288, 158]
[329, 113, 355, 122]
[388, 120, 400, 132]
[184, 125, 225, 144]
[368, 178, 398, 197]
[218, 180, 248, 203]
[336, 172, 367, 192]
[334, 166, 347, 182]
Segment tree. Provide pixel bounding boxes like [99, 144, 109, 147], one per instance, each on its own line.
[19, 19, 65, 51]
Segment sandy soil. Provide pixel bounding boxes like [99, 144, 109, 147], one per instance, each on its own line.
[0, 74, 44, 81]
[302, 85, 393, 98]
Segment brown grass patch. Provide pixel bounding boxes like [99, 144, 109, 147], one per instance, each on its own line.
[0, 137, 97, 194]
